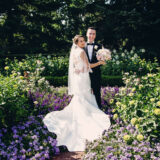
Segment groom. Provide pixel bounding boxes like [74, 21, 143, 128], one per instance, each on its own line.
[85, 27, 103, 109]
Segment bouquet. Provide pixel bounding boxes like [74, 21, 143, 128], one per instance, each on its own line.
[96, 48, 111, 61]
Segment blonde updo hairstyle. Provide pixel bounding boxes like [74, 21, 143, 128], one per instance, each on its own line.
[72, 35, 84, 45]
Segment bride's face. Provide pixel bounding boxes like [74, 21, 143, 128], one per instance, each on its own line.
[77, 37, 85, 48]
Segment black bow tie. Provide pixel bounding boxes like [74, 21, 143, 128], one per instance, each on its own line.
[87, 43, 94, 45]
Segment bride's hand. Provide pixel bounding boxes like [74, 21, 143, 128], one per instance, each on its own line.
[91, 89, 94, 94]
[99, 61, 106, 65]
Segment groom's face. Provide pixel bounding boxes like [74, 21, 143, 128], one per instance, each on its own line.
[86, 29, 96, 43]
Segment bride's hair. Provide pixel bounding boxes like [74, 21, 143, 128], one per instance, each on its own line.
[72, 35, 84, 45]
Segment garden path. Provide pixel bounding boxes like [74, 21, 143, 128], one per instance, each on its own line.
[52, 151, 84, 160]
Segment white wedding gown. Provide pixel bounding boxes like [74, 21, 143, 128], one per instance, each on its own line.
[43, 46, 110, 151]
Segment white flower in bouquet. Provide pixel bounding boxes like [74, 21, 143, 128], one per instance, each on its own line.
[96, 48, 111, 61]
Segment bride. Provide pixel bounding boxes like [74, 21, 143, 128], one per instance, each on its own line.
[43, 35, 110, 151]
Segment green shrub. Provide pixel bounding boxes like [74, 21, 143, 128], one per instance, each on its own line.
[0, 62, 56, 128]
[45, 76, 68, 87]
[2, 48, 159, 79]
[45, 75, 124, 87]
[0, 74, 30, 128]
[114, 69, 160, 140]
[101, 47, 159, 76]
[101, 75, 124, 86]
[3, 54, 69, 77]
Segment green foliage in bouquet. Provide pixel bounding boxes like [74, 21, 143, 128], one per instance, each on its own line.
[114, 69, 160, 140]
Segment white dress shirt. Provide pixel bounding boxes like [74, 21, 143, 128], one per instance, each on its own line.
[87, 42, 94, 61]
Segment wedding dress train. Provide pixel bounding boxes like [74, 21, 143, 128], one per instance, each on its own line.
[43, 46, 110, 151]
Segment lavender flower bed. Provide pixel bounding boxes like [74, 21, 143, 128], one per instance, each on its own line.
[1, 86, 159, 159]
[0, 86, 117, 159]
[0, 115, 59, 160]
[84, 123, 160, 160]
[84, 87, 160, 160]
[28, 87, 71, 115]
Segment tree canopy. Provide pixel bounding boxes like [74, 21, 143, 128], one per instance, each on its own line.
[0, 0, 159, 58]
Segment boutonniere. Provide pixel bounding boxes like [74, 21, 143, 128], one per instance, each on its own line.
[94, 45, 98, 50]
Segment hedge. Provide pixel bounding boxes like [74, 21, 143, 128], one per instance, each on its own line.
[101, 75, 124, 86]
[45, 75, 124, 87]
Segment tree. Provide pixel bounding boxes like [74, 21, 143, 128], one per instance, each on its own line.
[0, 0, 64, 55]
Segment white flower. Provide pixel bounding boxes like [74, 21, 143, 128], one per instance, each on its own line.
[132, 46, 136, 50]
[121, 53, 125, 57]
[38, 78, 45, 84]
[124, 72, 129, 75]
[115, 55, 119, 59]
[124, 49, 127, 53]
[120, 87, 126, 92]
[116, 61, 120, 65]
[36, 60, 42, 65]
[112, 58, 115, 62]
[45, 80, 49, 85]
[113, 49, 116, 53]
[40, 67, 45, 71]
[94, 45, 98, 50]
[141, 49, 145, 53]
[134, 54, 138, 58]
[34, 101, 38, 105]
[130, 50, 134, 54]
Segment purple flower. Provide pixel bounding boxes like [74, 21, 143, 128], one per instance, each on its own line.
[107, 153, 114, 159]
[120, 155, 129, 160]
[125, 153, 132, 158]
[134, 155, 143, 160]
[133, 147, 141, 152]
[133, 140, 138, 145]
[35, 153, 41, 158]
[126, 146, 132, 150]
[13, 134, 19, 139]
[106, 146, 114, 152]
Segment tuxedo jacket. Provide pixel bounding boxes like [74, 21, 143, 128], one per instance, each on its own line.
[84, 43, 102, 89]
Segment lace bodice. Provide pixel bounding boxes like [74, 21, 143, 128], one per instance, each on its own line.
[68, 46, 92, 95]
[72, 47, 92, 74]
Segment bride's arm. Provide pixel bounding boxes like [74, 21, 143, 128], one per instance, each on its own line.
[90, 61, 106, 68]
[80, 51, 105, 69]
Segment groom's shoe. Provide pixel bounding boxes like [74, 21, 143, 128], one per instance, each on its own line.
[58, 145, 69, 153]
[99, 105, 103, 110]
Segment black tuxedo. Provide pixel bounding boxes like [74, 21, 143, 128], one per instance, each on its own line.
[84, 43, 102, 109]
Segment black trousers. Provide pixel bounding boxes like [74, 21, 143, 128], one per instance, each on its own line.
[92, 86, 102, 109]
[90, 72, 102, 109]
